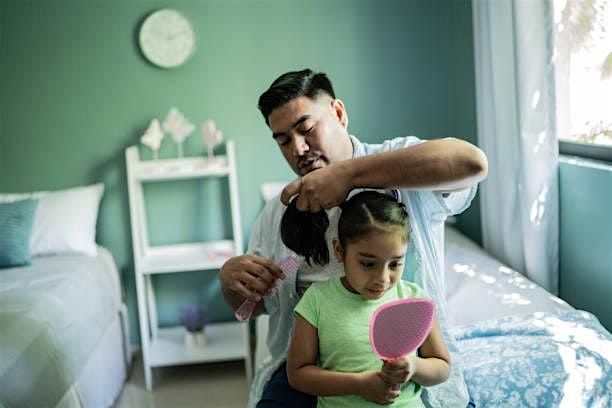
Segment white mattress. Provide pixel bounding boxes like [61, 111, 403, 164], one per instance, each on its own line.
[0, 247, 124, 407]
[444, 225, 572, 327]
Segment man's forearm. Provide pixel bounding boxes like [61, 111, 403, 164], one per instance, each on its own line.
[345, 138, 488, 192]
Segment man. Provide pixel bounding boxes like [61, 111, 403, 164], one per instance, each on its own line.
[220, 69, 487, 407]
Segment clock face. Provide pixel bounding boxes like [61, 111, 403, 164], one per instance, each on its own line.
[139, 9, 195, 69]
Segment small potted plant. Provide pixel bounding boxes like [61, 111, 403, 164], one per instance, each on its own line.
[180, 304, 209, 348]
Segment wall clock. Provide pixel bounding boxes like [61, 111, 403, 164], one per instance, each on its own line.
[139, 9, 195, 69]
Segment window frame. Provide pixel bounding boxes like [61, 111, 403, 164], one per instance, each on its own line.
[559, 140, 612, 163]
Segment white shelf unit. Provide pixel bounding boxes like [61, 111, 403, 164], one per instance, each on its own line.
[125, 141, 251, 390]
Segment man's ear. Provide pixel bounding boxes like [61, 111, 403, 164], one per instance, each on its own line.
[331, 99, 349, 129]
[332, 238, 344, 263]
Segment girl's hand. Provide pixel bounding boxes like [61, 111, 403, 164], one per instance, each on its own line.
[380, 355, 418, 386]
[357, 371, 400, 405]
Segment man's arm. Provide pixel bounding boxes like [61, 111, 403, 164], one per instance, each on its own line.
[219, 199, 286, 316]
[281, 138, 488, 212]
[349, 138, 488, 192]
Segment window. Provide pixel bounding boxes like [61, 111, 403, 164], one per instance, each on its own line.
[554, 0, 611, 160]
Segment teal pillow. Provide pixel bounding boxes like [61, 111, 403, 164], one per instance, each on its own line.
[0, 199, 38, 268]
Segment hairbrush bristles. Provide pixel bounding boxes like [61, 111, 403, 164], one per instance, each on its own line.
[370, 298, 435, 360]
[235, 255, 301, 322]
[279, 255, 299, 274]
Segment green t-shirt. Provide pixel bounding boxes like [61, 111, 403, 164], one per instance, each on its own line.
[294, 278, 428, 408]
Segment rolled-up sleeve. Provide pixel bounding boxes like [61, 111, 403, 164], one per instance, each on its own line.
[377, 136, 478, 222]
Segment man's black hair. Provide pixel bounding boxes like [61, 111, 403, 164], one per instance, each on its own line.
[258, 69, 336, 125]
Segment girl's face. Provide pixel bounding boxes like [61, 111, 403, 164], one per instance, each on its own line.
[333, 228, 408, 300]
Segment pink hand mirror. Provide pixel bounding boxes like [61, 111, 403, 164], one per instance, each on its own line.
[369, 298, 435, 388]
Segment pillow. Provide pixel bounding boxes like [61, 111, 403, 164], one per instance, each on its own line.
[0, 183, 104, 256]
[0, 199, 38, 267]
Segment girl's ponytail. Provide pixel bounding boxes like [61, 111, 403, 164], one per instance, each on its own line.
[281, 197, 330, 266]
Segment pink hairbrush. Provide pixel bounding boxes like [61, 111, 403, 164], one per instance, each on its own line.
[369, 298, 435, 388]
[234, 255, 300, 322]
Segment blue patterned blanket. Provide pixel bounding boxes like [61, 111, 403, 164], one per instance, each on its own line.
[450, 311, 612, 408]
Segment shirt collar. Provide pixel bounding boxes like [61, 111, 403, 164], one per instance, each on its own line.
[349, 134, 366, 159]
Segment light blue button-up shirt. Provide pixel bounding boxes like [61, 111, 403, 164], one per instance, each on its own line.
[247, 135, 476, 407]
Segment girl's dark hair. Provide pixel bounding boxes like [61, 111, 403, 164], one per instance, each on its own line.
[281, 191, 409, 266]
[258, 69, 336, 125]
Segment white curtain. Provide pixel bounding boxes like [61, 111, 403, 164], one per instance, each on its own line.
[472, 0, 559, 294]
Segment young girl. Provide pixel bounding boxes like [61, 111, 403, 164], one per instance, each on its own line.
[281, 190, 450, 407]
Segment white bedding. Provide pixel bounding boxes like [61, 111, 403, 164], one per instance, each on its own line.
[444, 225, 572, 326]
[0, 247, 126, 407]
[445, 226, 611, 407]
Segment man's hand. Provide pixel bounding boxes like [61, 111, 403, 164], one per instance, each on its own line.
[380, 356, 418, 386]
[356, 371, 400, 405]
[219, 254, 285, 306]
[280, 162, 353, 212]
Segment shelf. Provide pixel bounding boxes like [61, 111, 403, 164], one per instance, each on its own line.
[148, 322, 248, 367]
[139, 240, 236, 274]
[126, 141, 250, 389]
[134, 156, 229, 182]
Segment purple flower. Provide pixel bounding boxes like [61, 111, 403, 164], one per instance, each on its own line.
[180, 304, 209, 332]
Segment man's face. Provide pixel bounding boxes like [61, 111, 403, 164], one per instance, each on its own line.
[267, 95, 352, 176]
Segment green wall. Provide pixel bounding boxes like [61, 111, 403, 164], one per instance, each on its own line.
[0, 0, 479, 344]
[559, 157, 612, 331]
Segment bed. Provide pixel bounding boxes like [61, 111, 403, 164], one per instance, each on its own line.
[0, 247, 130, 408]
[444, 225, 611, 407]
[253, 224, 612, 407]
